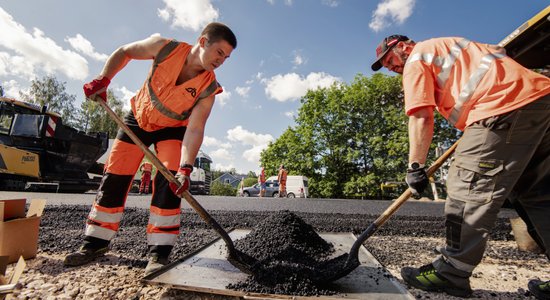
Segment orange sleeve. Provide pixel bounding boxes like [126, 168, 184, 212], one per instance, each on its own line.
[403, 60, 437, 116]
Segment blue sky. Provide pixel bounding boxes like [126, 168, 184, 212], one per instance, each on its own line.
[0, 0, 548, 174]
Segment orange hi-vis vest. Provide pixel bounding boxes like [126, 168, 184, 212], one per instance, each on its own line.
[403, 37, 550, 131]
[131, 40, 222, 132]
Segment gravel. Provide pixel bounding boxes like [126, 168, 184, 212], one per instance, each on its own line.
[4, 205, 547, 299]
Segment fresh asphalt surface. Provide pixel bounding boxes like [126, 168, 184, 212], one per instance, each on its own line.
[0, 191, 517, 218]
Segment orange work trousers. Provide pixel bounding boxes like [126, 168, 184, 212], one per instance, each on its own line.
[83, 110, 185, 258]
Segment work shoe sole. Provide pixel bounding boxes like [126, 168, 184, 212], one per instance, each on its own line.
[401, 266, 472, 298]
[64, 247, 109, 267]
[528, 279, 550, 300]
[144, 256, 169, 276]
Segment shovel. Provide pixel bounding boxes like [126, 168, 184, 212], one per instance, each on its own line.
[314, 139, 460, 284]
[95, 99, 257, 274]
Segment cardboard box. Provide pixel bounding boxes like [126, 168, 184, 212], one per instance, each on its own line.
[0, 199, 46, 263]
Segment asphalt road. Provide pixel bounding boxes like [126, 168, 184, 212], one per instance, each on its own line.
[0, 191, 518, 218]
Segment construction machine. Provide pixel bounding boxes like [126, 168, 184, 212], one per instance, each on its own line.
[0, 97, 108, 193]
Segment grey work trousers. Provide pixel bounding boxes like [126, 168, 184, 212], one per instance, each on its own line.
[433, 94, 550, 289]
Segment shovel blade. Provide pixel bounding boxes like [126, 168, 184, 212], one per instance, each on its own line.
[311, 253, 361, 284]
[227, 248, 259, 275]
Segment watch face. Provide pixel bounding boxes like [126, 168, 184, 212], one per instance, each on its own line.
[411, 162, 420, 170]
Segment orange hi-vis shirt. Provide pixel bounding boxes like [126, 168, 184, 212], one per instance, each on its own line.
[141, 162, 152, 173]
[132, 41, 223, 132]
[403, 37, 550, 131]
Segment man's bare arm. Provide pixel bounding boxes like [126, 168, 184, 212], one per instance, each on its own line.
[408, 106, 434, 165]
[99, 35, 170, 80]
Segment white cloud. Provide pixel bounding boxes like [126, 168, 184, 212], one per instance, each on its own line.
[0, 7, 88, 80]
[227, 126, 274, 163]
[227, 126, 273, 146]
[242, 146, 267, 163]
[266, 0, 293, 5]
[216, 90, 231, 107]
[203, 136, 232, 148]
[263, 72, 341, 102]
[210, 148, 234, 161]
[213, 162, 235, 172]
[369, 0, 415, 32]
[292, 50, 307, 68]
[1, 79, 23, 98]
[158, 0, 219, 31]
[65, 34, 108, 62]
[235, 86, 251, 97]
[322, 0, 339, 7]
[0, 52, 34, 78]
[115, 86, 135, 111]
[284, 111, 296, 118]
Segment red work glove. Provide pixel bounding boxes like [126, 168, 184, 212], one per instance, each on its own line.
[83, 76, 110, 102]
[169, 164, 193, 197]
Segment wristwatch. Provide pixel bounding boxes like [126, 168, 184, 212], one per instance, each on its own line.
[408, 162, 425, 170]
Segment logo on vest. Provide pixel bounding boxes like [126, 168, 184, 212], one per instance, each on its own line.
[185, 87, 197, 97]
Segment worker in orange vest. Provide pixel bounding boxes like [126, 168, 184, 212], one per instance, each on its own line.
[138, 162, 153, 194]
[258, 166, 266, 197]
[277, 164, 288, 198]
[64, 23, 237, 276]
[372, 35, 550, 298]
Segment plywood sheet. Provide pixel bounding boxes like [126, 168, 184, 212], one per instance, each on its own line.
[144, 230, 413, 299]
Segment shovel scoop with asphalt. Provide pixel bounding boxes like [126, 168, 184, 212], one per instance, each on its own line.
[95, 99, 258, 275]
[312, 139, 460, 284]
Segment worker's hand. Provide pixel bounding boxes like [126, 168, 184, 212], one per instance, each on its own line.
[406, 167, 428, 199]
[169, 164, 193, 197]
[83, 76, 110, 102]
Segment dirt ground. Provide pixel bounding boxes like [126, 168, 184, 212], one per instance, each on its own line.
[4, 206, 548, 299]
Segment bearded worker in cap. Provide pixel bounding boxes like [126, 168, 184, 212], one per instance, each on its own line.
[372, 34, 550, 298]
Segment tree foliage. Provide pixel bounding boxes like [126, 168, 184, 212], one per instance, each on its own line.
[19, 75, 78, 127]
[77, 90, 125, 138]
[243, 177, 257, 188]
[210, 181, 237, 196]
[260, 73, 460, 199]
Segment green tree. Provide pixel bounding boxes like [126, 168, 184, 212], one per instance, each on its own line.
[77, 89, 126, 137]
[261, 73, 459, 199]
[0, 85, 4, 97]
[243, 177, 257, 188]
[210, 181, 237, 196]
[19, 75, 78, 127]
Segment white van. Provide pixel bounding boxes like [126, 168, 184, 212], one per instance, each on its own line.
[267, 175, 309, 198]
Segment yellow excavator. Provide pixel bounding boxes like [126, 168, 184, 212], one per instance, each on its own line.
[0, 97, 107, 193]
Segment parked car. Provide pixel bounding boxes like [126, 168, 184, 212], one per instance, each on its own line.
[242, 180, 280, 197]
[266, 175, 309, 198]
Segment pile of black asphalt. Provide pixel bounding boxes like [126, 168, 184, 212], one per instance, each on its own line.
[39, 205, 517, 297]
[227, 210, 337, 296]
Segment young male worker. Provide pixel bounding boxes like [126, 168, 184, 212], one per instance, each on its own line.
[64, 22, 237, 275]
[372, 34, 550, 298]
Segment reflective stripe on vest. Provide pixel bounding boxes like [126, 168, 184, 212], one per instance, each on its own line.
[406, 39, 507, 126]
[147, 40, 219, 121]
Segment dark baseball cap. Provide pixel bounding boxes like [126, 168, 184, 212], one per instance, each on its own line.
[371, 34, 410, 71]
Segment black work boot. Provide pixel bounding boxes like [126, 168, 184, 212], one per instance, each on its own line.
[529, 279, 550, 300]
[144, 254, 169, 276]
[401, 263, 473, 298]
[64, 245, 109, 267]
